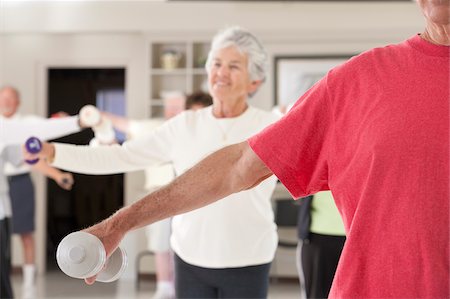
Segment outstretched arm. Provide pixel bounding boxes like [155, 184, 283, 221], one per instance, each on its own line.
[32, 160, 74, 190]
[23, 139, 166, 175]
[0, 116, 80, 146]
[23, 124, 172, 175]
[83, 141, 272, 284]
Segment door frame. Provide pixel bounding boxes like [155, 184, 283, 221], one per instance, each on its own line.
[35, 59, 131, 274]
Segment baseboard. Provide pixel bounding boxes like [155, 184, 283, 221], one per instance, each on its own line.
[13, 267, 299, 285]
[270, 276, 300, 284]
[137, 273, 157, 281]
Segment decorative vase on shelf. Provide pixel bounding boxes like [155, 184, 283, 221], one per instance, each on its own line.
[161, 50, 181, 70]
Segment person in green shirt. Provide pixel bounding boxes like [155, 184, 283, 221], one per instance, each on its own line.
[297, 191, 346, 298]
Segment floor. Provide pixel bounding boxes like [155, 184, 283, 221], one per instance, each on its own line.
[12, 271, 301, 299]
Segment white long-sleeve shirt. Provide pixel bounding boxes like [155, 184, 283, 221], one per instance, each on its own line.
[3, 114, 43, 176]
[127, 118, 175, 189]
[0, 145, 23, 219]
[0, 116, 80, 150]
[0, 115, 81, 219]
[52, 106, 280, 268]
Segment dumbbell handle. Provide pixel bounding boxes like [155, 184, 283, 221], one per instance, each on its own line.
[25, 137, 42, 165]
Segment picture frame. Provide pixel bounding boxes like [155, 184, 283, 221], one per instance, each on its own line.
[274, 55, 355, 108]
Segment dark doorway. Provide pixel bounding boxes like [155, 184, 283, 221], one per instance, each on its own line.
[46, 68, 126, 270]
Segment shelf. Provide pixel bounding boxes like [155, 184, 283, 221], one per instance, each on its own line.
[192, 68, 207, 75]
[151, 75, 187, 99]
[193, 74, 208, 93]
[149, 99, 164, 106]
[151, 69, 188, 76]
[148, 39, 210, 118]
[193, 42, 210, 68]
[151, 42, 187, 69]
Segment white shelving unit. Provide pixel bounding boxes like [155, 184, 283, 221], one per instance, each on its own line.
[147, 40, 210, 118]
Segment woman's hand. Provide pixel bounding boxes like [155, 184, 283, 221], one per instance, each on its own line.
[23, 141, 55, 163]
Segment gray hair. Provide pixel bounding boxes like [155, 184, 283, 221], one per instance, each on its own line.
[205, 26, 268, 83]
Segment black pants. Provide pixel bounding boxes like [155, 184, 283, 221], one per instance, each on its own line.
[175, 254, 271, 298]
[301, 233, 345, 299]
[8, 173, 35, 234]
[0, 218, 13, 299]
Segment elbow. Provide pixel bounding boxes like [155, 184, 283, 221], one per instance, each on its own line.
[233, 141, 272, 191]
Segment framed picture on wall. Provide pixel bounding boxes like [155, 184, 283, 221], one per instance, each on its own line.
[274, 55, 355, 108]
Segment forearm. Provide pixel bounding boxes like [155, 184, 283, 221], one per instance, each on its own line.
[52, 143, 152, 175]
[32, 160, 61, 180]
[82, 141, 272, 285]
[108, 141, 272, 233]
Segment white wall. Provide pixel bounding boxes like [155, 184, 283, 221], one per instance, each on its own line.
[1, 32, 148, 276]
[1, 1, 422, 34]
[0, 0, 424, 278]
[0, 0, 424, 112]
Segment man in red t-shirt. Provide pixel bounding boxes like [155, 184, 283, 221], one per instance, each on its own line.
[28, 1, 449, 297]
[248, 30, 448, 297]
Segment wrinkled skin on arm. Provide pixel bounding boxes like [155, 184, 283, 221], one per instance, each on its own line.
[83, 141, 272, 284]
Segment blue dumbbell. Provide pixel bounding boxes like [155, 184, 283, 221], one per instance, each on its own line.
[25, 137, 42, 165]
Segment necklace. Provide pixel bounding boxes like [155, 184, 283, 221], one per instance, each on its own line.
[212, 104, 249, 142]
[214, 116, 242, 142]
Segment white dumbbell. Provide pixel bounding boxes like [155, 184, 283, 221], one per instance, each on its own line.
[92, 117, 115, 144]
[56, 231, 127, 283]
[79, 105, 102, 128]
[79, 105, 115, 145]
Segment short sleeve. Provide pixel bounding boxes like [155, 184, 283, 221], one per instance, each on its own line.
[248, 76, 333, 198]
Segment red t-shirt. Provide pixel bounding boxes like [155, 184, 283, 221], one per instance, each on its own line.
[249, 35, 449, 298]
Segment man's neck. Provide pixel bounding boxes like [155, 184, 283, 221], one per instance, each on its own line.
[421, 23, 450, 46]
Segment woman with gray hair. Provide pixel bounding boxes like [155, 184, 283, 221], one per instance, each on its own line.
[34, 27, 280, 298]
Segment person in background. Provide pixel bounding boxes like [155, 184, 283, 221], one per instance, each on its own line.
[297, 192, 345, 299]
[29, 2, 449, 296]
[1, 145, 28, 299]
[272, 104, 345, 298]
[0, 147, 74, 299]
[33, 27, 281, 298]
[184, 91, 213, 111]
[101, 91, 212, 299]
[0, 86, 76, 298]
[276, 103, 346, 299]
[0, 111, 81, 298]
